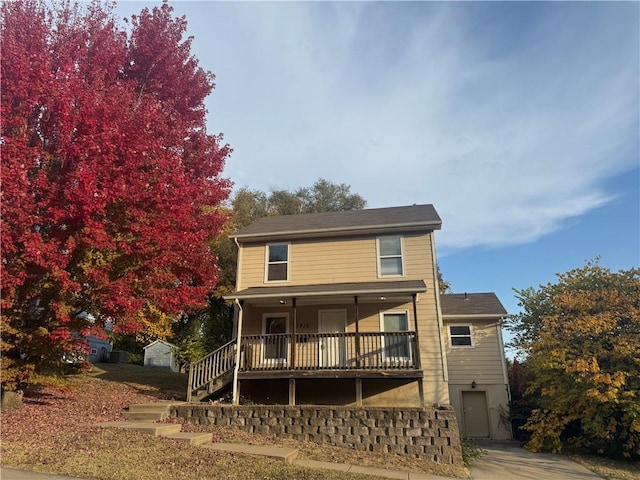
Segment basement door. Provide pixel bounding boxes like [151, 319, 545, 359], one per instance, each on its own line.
[462, 391, 490, 438]
[318, 310, 347, 368]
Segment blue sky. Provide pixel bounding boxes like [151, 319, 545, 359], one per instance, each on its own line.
[117, 1, 639, 348]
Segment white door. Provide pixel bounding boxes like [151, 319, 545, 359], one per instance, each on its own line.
[318, 310, 346, 367]
[462, 391, 490, 438]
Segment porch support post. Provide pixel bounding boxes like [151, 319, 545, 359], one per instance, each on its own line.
[354, 296, 361, 368]
[232, 300, 244, 405]
[289, 378, 296, 406]
[413, 294, 425, 406]
[355, 378, 363, 406]
[291, 297, 297, 369]
[412, 293, 421, 370]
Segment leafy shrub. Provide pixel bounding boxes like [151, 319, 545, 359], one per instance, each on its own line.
[461, 437, 486, 466]
[507, 262, 640, 460]
[127, 353, 143, 366]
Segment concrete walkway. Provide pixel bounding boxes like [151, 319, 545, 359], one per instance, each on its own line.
[0, 469, 91, 480]
[469, 442, 604, 480]
[0, 442, 605, 480]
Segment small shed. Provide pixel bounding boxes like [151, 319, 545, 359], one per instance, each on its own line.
[143, 340, 179, 372]
[86, 335, 112, 363]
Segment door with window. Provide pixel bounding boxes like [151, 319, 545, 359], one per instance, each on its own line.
[381, 311, 411, 363]
[318, 310, 346, 367]
[262, 314, 289, 364]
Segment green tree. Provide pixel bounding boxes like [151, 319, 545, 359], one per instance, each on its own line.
[437, 266, 452, 294]
[296, 178, 367, 213]
[506, 261, 640, 459]
[232, 178, 366, 220]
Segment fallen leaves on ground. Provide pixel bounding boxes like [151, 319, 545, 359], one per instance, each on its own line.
[1, 364, 466, 479]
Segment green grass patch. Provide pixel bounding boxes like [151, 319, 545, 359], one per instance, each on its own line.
[88, 362, 188, 400]
[573, 455, 640, 480]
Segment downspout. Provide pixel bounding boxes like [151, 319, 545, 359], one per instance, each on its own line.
[232, 299, 244, 405]
[497, 317, 511, 401]
[234, 237, 242, 291]
[430, 236, 449, 384]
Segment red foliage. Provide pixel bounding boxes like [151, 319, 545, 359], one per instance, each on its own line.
[1, 1, 231, 381]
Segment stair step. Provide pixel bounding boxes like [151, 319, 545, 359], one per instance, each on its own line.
[202, 443, 299, 464]
[98, 421, 182, 436]
[162, 432, 212, 445]
[124, 411, 168, 421]
[127, 403, 172, 413]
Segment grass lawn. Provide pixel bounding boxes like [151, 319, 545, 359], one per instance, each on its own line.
[572, 455, 640, 480]
[0, 363, 467, 480]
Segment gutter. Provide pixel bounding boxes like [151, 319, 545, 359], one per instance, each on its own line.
[231, 222, 442, 242]
[224, 286, 427, 301]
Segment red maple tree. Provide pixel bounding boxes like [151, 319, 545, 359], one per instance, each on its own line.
[1, 0, 231, 387]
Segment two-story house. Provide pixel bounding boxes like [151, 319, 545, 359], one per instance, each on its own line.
[187, 204, 511, 440]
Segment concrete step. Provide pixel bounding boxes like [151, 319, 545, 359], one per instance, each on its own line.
[162, 432, 212, 445]
[127, 403, 172, 413]
[97, 421, 182, 436]
[202, 442, 299, 464]
[123, 411, 168, 421]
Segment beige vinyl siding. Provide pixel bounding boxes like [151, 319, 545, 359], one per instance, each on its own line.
[235, 229, 448, 404]
[239, 232, 434, 288]
[445, 320, 505, 384]
[242, 301, 414, 335]
[401, 234, 432, 279]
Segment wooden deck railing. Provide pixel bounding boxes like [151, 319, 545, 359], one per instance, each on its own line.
[187, 339, 236, 401]
[239, 332, 417, 371]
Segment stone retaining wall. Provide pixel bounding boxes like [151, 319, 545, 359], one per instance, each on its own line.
[170, 404, 463, 465]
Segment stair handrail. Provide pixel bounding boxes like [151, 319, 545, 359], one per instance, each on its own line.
[187, 339, 237, 402]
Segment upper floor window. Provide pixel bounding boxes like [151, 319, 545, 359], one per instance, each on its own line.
[449, 325, 473, 347]
[377, 236, 404, 276]
[266, 243, 289, 282]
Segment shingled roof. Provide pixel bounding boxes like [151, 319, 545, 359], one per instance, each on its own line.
[232, 204, 441, 242]
[440, 293, 507, 317]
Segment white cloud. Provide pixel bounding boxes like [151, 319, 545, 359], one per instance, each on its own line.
[149, 2, 639, 251]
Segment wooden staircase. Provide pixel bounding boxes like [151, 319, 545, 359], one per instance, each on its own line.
[187, 340, 236, 402]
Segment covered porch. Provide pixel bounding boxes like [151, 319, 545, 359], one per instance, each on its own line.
[225, 280, 427, 405]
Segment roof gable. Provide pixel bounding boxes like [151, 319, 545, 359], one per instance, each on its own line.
[232, 204, 441, 242]
[440, 293, 507, 317]
[143, 339, 176, 350]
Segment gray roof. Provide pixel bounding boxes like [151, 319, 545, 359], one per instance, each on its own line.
[440, 293, 507, 317]
[232, 204, 441, 242]
[225, 280, 427, 300]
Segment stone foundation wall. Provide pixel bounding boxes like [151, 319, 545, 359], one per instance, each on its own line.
[170, 404, 463, 465]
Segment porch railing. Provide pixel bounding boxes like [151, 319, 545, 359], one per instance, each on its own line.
[187, 339, 236, 401]
[239, 332, 417, 371]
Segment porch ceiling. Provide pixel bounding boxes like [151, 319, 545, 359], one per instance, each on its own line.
[224, 280, 426, 307]
[238, 369, 423, 380]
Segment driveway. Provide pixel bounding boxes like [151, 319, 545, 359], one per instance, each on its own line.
[469, 442, 604, 480]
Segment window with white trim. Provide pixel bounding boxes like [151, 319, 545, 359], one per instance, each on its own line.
[266, 243, 289, 282]
[449, 325, 473, 347]
[377, 236, 404, 276]
[380, 311, 411, 361]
